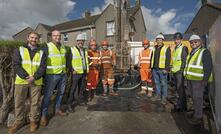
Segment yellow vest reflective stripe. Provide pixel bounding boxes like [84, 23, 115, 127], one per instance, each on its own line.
[46, 42, 66, 74]
[71, 47, 89, 74]
[151, 45, 168, 68]
[15, 46, 43, 85]
[184, 48, 213, 82]
[171, 45, 183, 73]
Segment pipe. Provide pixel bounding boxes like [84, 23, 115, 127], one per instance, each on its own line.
[115, 82, 141, 90]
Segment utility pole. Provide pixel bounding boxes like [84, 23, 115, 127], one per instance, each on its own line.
[117, 0, 122, 42]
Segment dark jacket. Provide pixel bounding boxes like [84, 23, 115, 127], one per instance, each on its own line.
[13, 44, 47, 80]
[152, 44, 171, 70]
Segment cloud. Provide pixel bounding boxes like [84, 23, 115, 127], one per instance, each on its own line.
[0, 0, 75, 40]
[141, 6, 194, 40]
[90, 0, 115, 15]
[195, 0, 202, 11]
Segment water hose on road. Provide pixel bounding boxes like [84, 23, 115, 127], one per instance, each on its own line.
[115, 82, 141, 90]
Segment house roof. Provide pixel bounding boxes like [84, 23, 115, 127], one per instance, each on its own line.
[53, 15, 100, 31]
[13, 27, 33, 38]
[185, 2, 221, 35]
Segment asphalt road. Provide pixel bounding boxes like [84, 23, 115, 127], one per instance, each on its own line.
[1, 90, 210, 134]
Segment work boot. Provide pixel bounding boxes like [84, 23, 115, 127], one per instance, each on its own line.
[8, 122, 24, 134]
[102, 84, 108, 96]
[30, 121, 38, 133]
[67, 105, 75, 113]
[55, 110, 68, 116]
[188, 117, 203, 125]
[147, 90, 153, 97]
[151, 95, 161, 101]
[161, 97, 167, 105]
[40, 116, 48, 127]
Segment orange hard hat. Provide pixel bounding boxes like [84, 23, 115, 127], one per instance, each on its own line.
[101, 40, 108, 46]
[89, 39, 96, 46]
[143, 39, 150, 45]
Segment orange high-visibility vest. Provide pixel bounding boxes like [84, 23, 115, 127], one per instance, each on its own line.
[139, 48, 152, 69]
[88, 49, 100, 67]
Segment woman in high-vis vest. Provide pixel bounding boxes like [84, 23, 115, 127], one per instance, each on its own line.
[67, 33, 89, 113]
[9, 32, 46, 134]
[184, 34, 213, 125]
[171, 32, 188, 113]
[40, 30, 68, 127]
[151, 34, 171, 105]
[138, 39, 153, 97]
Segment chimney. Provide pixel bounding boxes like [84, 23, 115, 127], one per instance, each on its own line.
[85, 10, 91, 18]
[135, 0, 141, 7]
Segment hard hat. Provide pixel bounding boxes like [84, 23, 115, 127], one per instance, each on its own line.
[89, 39, 96, 46]
[143, 39, 150, 45]
[155, 34, 164, 40]
[101, 40, 108, 46]
[173, 32, 183, 39]
[189, 34, 201, 41]
[76, 33, 86, 41]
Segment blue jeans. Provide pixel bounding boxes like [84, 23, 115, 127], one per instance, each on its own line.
[41, 73, 67, 116]
[152, 69, 168, 97]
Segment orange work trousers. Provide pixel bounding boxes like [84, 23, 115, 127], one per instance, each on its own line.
[87, 68, 99, 90]
[140, 68, 152, 83]
[101, 68, 115, 85]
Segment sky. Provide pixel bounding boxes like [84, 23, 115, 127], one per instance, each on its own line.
[0, 0, 220, 40]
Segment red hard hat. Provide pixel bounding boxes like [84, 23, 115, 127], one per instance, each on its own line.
[101, 40, 108, 46]
[143, 39, 150, 45]
[89, 39, 96, 46]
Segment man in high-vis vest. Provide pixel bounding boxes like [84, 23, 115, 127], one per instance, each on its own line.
[67, 33, 89, 113]
[100, 40, 117, 96]
[138, 39, 153, 97]
[40, 30, 68, 127]
[86, 39, 100, 101]
[9, 32, 46, 134]
[151, 34, 171, 105]
[184, 35, 213, 125]
[171, 32, 188, 112]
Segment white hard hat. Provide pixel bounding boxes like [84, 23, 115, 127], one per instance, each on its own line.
[189, 34, 201, 41]
[76, 33, 86, 41]
[155, 34, 165, 40]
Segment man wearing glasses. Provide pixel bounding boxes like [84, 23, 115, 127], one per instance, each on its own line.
[184, 34, 213, 125]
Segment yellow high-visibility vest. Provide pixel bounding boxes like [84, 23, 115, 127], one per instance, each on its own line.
[151, 45, 168, 68]
[184, 48, 212, 82]
[171, 45, 184, 73]
[46, 42, 66, 74]
[71, 47, 89, 74]
[15, 46, 43, 85]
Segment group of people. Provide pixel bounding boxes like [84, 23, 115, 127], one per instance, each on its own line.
[9, 30, 117, 134]
[138, 32, 213, 125]
[8, 30, 213, 133]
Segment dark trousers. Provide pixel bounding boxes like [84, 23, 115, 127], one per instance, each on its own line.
[173, 71, 187, 109]
[67, 74, 87, 105]
[187, 80, 205, 119]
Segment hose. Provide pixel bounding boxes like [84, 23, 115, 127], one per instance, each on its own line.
[114, 82, 141, 90]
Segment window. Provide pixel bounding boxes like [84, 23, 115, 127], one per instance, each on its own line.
[106, 21, 115, 36]
[63, 33, 68, 42]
